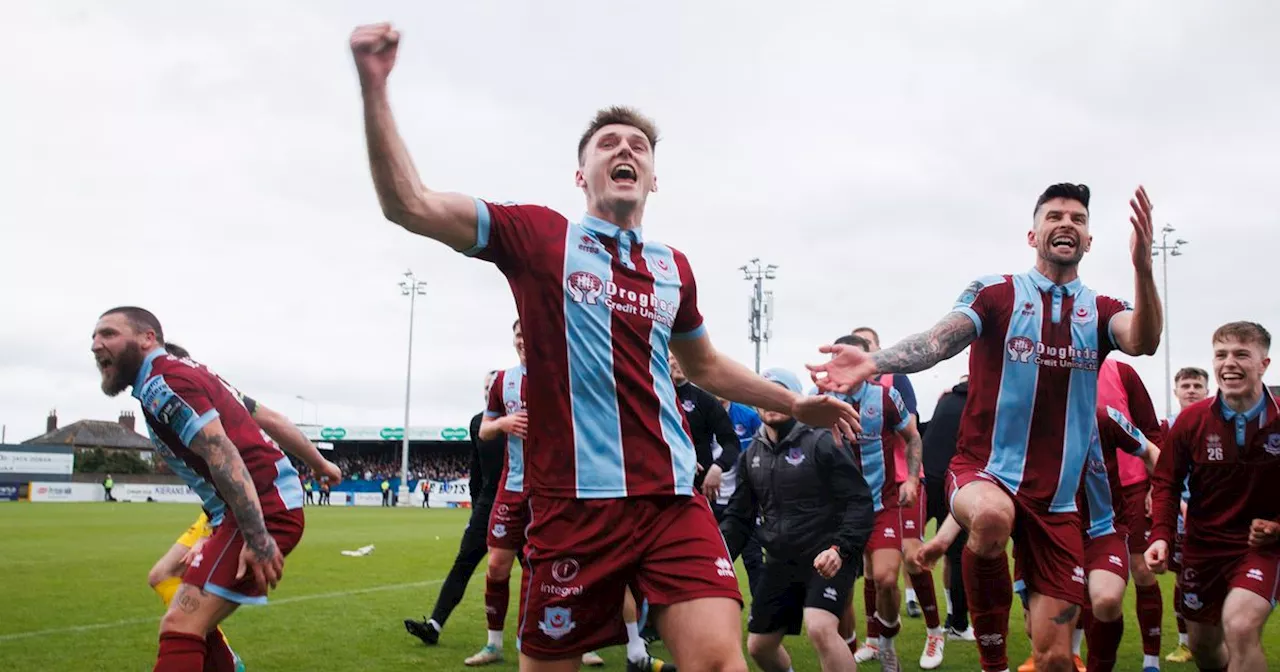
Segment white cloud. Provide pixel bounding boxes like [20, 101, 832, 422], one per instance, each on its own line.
[2, 1, 1277, 440]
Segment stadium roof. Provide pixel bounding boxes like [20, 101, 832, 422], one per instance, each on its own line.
[22, 420, 154, 451]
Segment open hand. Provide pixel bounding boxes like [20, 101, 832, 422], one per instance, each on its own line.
[807, 344, 876, 394]
[237, 536, 284, 593]
[1129, 186, 1155, 272]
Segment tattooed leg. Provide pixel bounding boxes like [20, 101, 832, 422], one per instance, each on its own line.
[1027, 593, 1081, 672]
[159, 583, 239, 636]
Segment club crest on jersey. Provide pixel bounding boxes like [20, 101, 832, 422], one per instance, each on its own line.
[566, 271, 605, 305]
[1266, 434, 1280, 456]
[651, 256, 674, 278]
[681, 399, 696, 413]
[538, 607, 576, 639]
[956, 280, 984, 306]
[1070, 305, 1095, 324]
[862, 403, 879, 419]
[785, 446, 806, 466]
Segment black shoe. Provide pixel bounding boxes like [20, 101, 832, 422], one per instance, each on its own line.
[404, 618, 440, 645]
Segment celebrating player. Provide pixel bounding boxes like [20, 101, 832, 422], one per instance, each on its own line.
[1095, 358, 1167, 671]
[825, 334, 942, 670]
[1147, 322, 1280, 672]
[809, 183, 1162, 672]
[351, 23, 859, 671]
[92, 308, 307, 671]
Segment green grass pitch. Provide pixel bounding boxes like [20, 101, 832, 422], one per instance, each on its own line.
[1, 503, 1276, 670]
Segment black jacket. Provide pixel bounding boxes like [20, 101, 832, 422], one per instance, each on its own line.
[923, 381, 969, 481]
[675, 381, 741, 487]
[720, 421, 874, 567]
[469, 412, 505, 507]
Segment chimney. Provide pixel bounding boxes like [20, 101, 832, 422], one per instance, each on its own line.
[46, 410, 57, 433]
[118, 411, 135, 432]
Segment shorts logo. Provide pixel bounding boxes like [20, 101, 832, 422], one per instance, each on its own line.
[551, 558, 580, 583]
[1071, 305, 1094, 325]
[1007, 336, 1035, 363]
[191, 553, 203, 568]
[492, 524, 507, 538]
[538, 607, 576, 640]
[882, 527, 896, 539]
[784, 447, 806, 466]
[1109, 555, 1123, 567]
[715, 557, 736, 578]
[1020, 301, 1037, 317]
[823, 587, 838, 601]
[1072, 566, 1086, 585]
[1147, 627, 1161, 637]
[1184, 593, 1202, 610]
[904, 520, 916, 531]
[577, 235, 600, 254]
[1247, 568, 1264, 581]
[681, 399, 696, 413]
[566, 271, 605, 305]
[1266, 434, 1280, 456]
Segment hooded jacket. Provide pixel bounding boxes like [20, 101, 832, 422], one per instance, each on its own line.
[720, 420, 874, 567]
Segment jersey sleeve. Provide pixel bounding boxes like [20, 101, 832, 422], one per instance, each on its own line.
[484, 371, 506, 418]
[1102, 406, 1148, 457]
[1097, 294, 1134, 354]
[1150, 413, 1193, 546]
[463, 200, 565, 274]
[1119, 363, 1163, 445]
[951, 275, 1008, 338]
[885, 386, 911, 434]
[670, 249, 705, 340]
[138, 371, 219, 447]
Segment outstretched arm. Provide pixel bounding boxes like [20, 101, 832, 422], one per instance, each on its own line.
[872, 312, 978, 375]
[249, 402, 341, 484]
[353, 23, 479, 251]
[1108, 187, 1163, 357]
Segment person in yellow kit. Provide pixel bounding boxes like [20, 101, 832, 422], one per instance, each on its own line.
[381, 478, 392, 506]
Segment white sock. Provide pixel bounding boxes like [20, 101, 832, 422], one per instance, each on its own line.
[876, 614, 900, 652]
[945, 589, 954, 616]
[428, 618, 442, 631]
[927, 626, 944, 637]
[845, 633, 857, 645]
[1144, 654, 1160, 669]
[1178, 632, 1189, 646]
[487, 629, 503, 648]
[625, 622, 647, 663]
[906, 587, 918, 603]
[1071, 627, 1083, 656]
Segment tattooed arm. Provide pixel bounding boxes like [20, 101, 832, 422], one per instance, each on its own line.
[871, 312, 978, 375]
[187, 419, 283, 588]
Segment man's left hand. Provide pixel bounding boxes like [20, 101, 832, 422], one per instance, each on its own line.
[1249, 519, 1280, 548]
[701, 464, 723, 501]
[899, 477, 919, 509]
[814, 548, 843, 579]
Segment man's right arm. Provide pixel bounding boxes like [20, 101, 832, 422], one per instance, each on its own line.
[1149, 419, 1192, 547]
[871, 312, 978, 375]
[718, 450, 758, 560]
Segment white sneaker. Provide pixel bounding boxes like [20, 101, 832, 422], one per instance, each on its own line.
[919, 632, 946, 669]
[854, 643, 880, 662]
[947, 625, 976, 642]
[878, 646, 901, 672]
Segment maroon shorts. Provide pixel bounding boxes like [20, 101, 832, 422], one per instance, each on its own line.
[947, 468, 1085, 606]
[1119, 481, 1150, 554]
[487, 490, 529, 551]
[867, 506, 905, 553]
[899, 486, 927, 543]
[182, 508, 305, 605]
[1170, 530, 1185, 574]
[1085, 532, 1131, 581]
[1179, 548, 1280, 623]
[517, 494, 742, 660]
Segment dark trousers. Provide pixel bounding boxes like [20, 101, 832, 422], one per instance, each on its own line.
[925, 475, 968, 630]
[382, 490, 391, 506]
[429, 502, 493, 626]
[711, 501, 765, 598]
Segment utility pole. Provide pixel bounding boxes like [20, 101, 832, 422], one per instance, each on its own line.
[398, 270, 427, 507]
[1152, 225, 1188, 420]
[740, 259, 777, 374]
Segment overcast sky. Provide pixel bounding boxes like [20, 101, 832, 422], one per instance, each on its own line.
[2, 1, 1277, 442]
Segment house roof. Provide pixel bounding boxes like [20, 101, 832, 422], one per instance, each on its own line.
[23, 420, 153, 450]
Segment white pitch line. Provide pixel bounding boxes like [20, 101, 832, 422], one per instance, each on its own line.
[0, 578, 443, 643]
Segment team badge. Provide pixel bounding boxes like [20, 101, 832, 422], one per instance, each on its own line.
[784, 446, 806, 466]
[539, 607, 576, 639]
[681, 399, 696, 413]
[1265, 434, 1280, 457]
[1006, 336, 1035, 363]
[566, 271, 604, 305]
[1070, 305, 1094, 324]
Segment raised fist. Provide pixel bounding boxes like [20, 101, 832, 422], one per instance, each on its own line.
[350, 23, 400, 87]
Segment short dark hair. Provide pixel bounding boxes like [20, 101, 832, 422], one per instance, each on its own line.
[577, 106, 660, 165]
[165, 342, 191, 359]
[1212, 321, 1271, 353]
[100, 306, 164, 342]
[1034, 183, 1091, 216]
[836, 334, 872, 351]
[1174, 366, 1208, 383]
[512, 319, 520, 331]
[851, 326, 879, 345]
